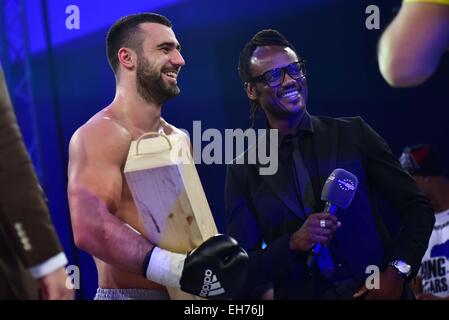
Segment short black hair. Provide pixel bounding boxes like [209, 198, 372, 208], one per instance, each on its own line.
[238, 29, 299, 83]
[106, 13, 172, 74]
[238, 29, 300, 125]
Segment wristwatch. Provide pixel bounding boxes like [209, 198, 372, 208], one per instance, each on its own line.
[388, 260, 412, 277]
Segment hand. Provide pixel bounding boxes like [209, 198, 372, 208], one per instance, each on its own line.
[180, 234, 249, 299]
[289, 213, 341, 252]
[146, 234, 249, 299]
[353, 266, 405, 300]
[38, 267, 74, 300]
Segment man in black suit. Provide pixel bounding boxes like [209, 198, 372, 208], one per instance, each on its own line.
[225, 29, 435, 299]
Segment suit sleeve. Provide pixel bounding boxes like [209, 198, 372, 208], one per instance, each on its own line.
[225, 163, 303, 297]
[358, 117, 435, 277]
[0, 65, 63, 270]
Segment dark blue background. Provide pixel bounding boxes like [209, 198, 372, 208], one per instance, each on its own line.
[1, 0, 448, 299]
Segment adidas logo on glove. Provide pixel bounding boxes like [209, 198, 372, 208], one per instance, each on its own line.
[176, 234, 248, 299]
[200, 269, 225, 297]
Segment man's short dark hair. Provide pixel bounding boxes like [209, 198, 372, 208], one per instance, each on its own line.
[238, 29, 300, 125]
[106, 13, 172, 74]
[238, 29, 299, 83]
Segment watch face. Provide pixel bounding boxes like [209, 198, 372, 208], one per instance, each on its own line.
[399, 263, 411, 274]
[394, 260, 411, 275]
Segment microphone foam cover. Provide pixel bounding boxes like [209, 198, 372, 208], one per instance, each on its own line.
[321, 168, 358, 209]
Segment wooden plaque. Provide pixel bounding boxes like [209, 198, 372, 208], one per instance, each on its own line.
[124, 132, 218, 300]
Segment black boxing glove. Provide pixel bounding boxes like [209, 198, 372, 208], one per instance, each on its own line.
[180, 234, 248, 299]
[145, 234, 248, 299]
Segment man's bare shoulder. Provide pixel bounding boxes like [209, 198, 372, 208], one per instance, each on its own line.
[69, 112, 133, 161]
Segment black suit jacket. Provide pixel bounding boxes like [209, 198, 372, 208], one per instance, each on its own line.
[0, 65, 63, 299]
[225, 115, 434, 299]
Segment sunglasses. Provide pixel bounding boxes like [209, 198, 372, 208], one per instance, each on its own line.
[249, 61, 307, 87]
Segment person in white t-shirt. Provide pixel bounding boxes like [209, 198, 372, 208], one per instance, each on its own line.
[400, 144, 449, 300]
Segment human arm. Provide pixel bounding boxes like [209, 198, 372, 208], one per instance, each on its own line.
[410, 274, 423, 296]
[378, 1, 449, 87]
[67, 119, 153, 275]
[412, 273, 449, 300]
[38, 266, 74, 300]
[353, 117, 434, 299]
[0, 65, 71, 299]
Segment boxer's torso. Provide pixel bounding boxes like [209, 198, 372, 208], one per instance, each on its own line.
[94, 108, 167, 292]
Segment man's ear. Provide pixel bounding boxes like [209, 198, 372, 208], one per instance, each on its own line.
[244, 82, 258, 101]
[117, 47, 136, 71]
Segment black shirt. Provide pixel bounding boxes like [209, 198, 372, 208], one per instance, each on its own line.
[272, 111, 353, 286]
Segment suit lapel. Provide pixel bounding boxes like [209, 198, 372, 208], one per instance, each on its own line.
[255, 132, 305, 219]
[262, 160, 305, 219]
[311, 117, 339, 190]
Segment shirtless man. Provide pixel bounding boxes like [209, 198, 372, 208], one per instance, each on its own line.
[67, 13, 247, 300]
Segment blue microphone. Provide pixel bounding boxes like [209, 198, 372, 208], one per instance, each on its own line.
[306, 168, 358, 268]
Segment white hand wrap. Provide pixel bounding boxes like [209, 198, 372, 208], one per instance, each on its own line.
[145, 247, 186, 288]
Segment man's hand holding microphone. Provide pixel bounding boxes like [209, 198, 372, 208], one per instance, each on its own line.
[289, 213, 341, 252]
[290, 169, 358, 257]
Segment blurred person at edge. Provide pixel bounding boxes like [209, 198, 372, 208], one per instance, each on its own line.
[0, 64, 73, 300]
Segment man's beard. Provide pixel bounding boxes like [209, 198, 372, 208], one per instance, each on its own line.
[136, 54, 180, 105]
